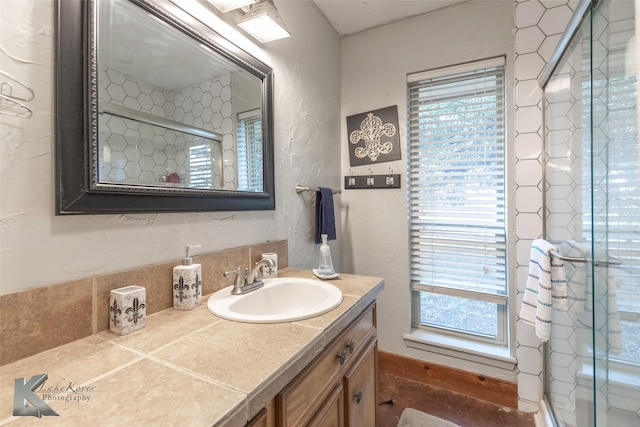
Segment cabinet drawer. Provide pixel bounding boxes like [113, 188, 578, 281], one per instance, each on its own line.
[277, 305, 375, 427]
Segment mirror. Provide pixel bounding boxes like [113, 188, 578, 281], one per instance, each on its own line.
[55, 0, 275, 214]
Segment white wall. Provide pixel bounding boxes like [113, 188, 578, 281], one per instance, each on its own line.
[340, 0, 516, 381]
[0, 0, 341, 293]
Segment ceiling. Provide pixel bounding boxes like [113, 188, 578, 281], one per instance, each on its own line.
[311, 0, 470, 36]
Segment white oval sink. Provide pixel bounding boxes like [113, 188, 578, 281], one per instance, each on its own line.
[207, 277, 343, 323]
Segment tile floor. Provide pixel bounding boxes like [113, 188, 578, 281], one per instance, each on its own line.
[377, 371, 535, 427]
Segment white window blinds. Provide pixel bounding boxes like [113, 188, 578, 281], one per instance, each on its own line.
[189, 141, 213, 189]
[237, 109, 263, 192]
[407, 57, 507, 303]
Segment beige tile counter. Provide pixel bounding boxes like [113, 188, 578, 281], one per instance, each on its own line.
[0, 269, 383, 427]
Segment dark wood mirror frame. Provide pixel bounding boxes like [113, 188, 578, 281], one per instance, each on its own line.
[55, 0, 275, 214]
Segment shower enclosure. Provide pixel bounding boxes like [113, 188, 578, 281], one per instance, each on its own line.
[542, 0, 640, 425]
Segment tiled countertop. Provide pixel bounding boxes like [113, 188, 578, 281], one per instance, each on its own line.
[0, 269, 384, 426]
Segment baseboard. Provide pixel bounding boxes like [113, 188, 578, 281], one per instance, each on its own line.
[534, 397, 555, 427]
[378, 350, 518, 408]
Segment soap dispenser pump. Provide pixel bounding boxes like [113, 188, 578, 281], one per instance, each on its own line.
[173, 245, 202, 310]
[317, 234, 336, 277]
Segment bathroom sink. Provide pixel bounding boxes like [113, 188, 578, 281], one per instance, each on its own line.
[207, 277, 343, 323]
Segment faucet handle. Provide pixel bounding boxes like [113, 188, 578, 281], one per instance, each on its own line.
[223, 268, 244, 288]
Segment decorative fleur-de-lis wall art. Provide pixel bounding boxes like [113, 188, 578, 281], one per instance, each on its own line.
[125, 297, 146, 325]
[110, 300, 122, 327]
[347, 105, 401, 166]
[174, 276, 189, 303]
[192, 274, 202, 300]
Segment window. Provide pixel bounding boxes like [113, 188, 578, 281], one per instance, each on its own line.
[237, 109, 263, 192]
[188, 139, 214, 189]
[407, 57, 508, 345]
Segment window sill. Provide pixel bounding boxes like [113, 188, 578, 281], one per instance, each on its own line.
[404, 329, 516, 371]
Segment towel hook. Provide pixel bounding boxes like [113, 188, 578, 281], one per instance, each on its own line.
[0, 70, 34, 102]
[386, 167, 394, 186]
[348, 169, 355, 186]
[0, 93, 32, 118]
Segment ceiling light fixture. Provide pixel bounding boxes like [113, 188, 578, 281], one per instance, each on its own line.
[237, 0, 291, 43]
[207, 0, 257, 13]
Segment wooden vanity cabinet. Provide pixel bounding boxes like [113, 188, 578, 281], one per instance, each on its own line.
[276, 304, 377, 427]
[307, 384, 344, 427]
[344, 341, 376, 427]
[247, 408, 269, 427]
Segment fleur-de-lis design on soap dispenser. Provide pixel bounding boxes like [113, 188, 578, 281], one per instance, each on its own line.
[192, 273, 202, 300]
[110, 299, 122, 327]
[125, 297, 145, 325]
[174, 276, 189, 302]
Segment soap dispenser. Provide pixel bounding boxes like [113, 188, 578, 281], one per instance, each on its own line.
[173, 245, 202, 310]
[317, 234, 336, 277]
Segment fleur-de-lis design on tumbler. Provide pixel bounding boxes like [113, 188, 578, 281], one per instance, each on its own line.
[349, 112, 396, 161]
[192, 273, 202, 300]
[125, 297, 145, 325]
[264, 264, 275, 277]
[110, 299, 122, 327]
[174, 276, 189, 303]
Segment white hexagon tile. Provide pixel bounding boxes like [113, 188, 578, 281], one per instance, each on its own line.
[514, 0, 576, 412]
[97, 67, 230, 188]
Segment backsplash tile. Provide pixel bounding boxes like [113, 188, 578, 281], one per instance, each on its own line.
[197, 246, 250, 297]
[96, 261, 174, 332]
[0, 240, 287, 366]
[0, 278, 93, 366]
[250, 240, 289, 268]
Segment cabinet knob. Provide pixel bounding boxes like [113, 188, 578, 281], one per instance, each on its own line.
[337, 348, 347, 365]
[346, 340, 355, 354]
[354, 391, 363, 404]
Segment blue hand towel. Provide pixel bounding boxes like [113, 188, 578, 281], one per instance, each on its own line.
[315, 187, 336, 244]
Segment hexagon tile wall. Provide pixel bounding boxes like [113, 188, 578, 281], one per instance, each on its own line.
[98, 67, 233, 188]
[514, 0, 575, 413]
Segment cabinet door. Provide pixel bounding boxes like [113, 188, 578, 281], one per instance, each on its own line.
[277, 306, 375, 427]
[308, 384, 344, 427]
[248, 408, 268, 427]
[344, 344, 376, 427]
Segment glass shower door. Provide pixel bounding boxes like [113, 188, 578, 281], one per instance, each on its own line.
[544, 8, 595, 425]
[590, 1, 640, 425]
[543, 0, 640, 426]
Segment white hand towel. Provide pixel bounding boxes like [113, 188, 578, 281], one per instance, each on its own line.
[520, 239, 568, 342]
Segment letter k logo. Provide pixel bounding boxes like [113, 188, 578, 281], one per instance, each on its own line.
[13, 374, 59, 417]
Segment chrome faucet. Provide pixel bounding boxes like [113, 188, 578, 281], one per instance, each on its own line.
[223, 258, 275, 295]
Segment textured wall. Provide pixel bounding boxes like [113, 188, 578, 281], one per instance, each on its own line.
[0, 0, 341, 293]
[340, 0, 516, 381]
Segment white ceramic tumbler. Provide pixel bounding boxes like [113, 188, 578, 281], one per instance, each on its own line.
[261, 253, 278, 278]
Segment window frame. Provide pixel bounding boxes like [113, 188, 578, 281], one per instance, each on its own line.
[407, 56, 509, 348]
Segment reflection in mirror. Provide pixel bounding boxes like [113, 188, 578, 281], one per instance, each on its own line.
[97, 0, 263, 192]
[55, 0, 275, 214]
